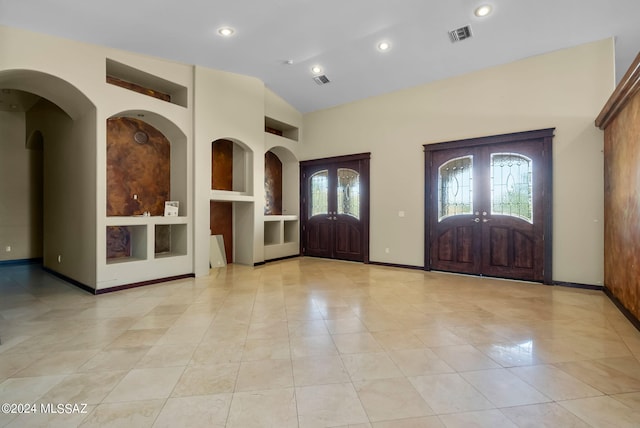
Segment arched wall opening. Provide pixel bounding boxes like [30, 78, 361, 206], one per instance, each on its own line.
[0, 69, 97, 286]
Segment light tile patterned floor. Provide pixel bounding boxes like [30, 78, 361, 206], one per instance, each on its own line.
[1, 258, 640, 427]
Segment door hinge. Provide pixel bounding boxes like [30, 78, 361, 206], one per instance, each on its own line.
[302, 225, 305, 231]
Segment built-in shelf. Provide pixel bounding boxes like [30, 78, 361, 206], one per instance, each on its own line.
[263, 215, 299, 260]
[106, 58, 188, 107]
[106, 224, 147, 264]
[265, 116, 299, 142]
[210, 190, 254, 202]
[106, 255, 146, 265]
[264, 215, 298, 222]
[106, 216, 188, 226]
[105, 219, 188, 264]
[154, 224, 187, 258]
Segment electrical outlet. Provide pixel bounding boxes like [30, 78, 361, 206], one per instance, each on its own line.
[385, 248, 390, 254]
[5, 246, 11, 252]
[57, 254, 62, 263]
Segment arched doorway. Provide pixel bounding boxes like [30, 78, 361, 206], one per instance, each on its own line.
[0, 70, 96, 286]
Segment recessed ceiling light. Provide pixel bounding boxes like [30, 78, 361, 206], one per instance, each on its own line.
[377, 41, 391, 51]
[474, 4, 492, 17]
[217, 27, 235, 37]
[311, 65, 323, 74]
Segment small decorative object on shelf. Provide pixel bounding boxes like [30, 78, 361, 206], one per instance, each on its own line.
[164, 201, 179, 216]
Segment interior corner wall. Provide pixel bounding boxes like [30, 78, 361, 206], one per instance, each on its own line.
[27, 99, 97, 286]
[301, 38, 614, 285]
[0, 111, 43, 261]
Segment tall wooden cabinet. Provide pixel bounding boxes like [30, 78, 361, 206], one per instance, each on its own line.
[596, 53, 640, 325]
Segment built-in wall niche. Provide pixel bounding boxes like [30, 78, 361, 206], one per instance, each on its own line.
[265, 151, 282, 215]
[154, 224, 187, 258]
[107, 115, 187, 217]
[265, 116, 299, 142]
[264, 146, 299, 216]
[211, 139, 253, 194]
[263, 145, 300, 261]
[106, 225, 146, 263]
[107, 117, 170, 216]
[210, 201, 233, 263]
[106, 59, 188, 107]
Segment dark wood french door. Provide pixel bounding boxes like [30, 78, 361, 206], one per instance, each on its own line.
[424, 129, 553, 284]
[300, 153, 370, 262]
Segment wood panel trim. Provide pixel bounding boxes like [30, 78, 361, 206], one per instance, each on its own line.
[299, 152, 371, 167]
[0, 258, 42, 266]
[299, 153, 370, 263]
[424, 128, 554, 284]
[423, 128, 555, 152]
[256, 254, 301, 266]
[596, 52, 640, 130]
[368, 261, 424, 270]
[106, 75, 172, 102]
[604, 286, 640, 332]
[95, 274, 195, 294]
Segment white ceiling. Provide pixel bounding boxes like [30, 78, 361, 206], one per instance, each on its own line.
[1, 0, 639, 113]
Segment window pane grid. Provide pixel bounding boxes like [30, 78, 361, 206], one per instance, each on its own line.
[309, 170, 328, 218]
[490, 153, 533, 222]
[337, 168, 360, 219]
[438, 156, 473, 221]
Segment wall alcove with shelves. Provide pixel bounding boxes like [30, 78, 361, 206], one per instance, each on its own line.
[105, 112, 188, 267]
[263, 145, 299, 260]
[210, 138, 255, 265]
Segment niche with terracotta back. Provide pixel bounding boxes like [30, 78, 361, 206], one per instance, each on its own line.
[263, 146, 299, 260]
[264, 150, 283, 215]
[106, 114, 187, 261]
[210, 138, 254, 264]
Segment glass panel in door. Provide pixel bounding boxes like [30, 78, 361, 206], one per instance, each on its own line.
[490, 153, 533, 222]
[337, 168, 360, 219]
[309, 170, 329, 217]
[438, 156, 473, 221]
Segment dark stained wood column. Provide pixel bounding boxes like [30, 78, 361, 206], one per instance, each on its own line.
[596, 52, 640, 325]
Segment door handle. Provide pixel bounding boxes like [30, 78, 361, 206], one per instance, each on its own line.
[483, 218, 491, 223]
[473, 218, 480, 223]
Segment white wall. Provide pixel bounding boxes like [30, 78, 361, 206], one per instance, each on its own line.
[301, 39, 614, 285]
[0, 111, 42, 261]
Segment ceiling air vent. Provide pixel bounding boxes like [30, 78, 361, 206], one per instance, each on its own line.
[313, 75, 330, 85]
[449, 25, 473, 43]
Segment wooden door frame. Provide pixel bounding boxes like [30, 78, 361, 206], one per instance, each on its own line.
[423, 129, 554, 284]
[300, 152, 371, 263]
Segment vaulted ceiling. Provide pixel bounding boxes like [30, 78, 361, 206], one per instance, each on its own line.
[1, 0, 639, 113]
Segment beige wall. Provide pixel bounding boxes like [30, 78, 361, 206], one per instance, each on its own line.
[0, 23, 616, 287]
[0, 111, 43, 261]
[26, 99, 97, 285]
[193, 66, 266, 272]
[301, 39, 614, 285]
[1, 25, 194, 289]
